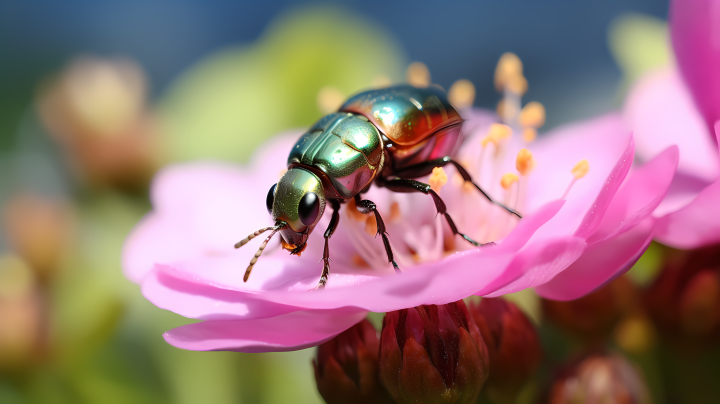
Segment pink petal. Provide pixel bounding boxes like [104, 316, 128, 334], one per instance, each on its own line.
[535, 219, 654, 301]
[655, 121, 720, 248]
[671, 0, 720, 129]
[163, 308, 368, 353]
[526, 114, 630, 214]
[139, 201, 565, 317]
[655, 180, 720, 248]
[624, 68, 718, 182]
[484, 135, 639, 296]
[536, 146, 679, 300]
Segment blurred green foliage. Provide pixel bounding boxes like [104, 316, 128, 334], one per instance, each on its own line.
[609, 13, 671, 100]
[160, 7, 405, 163]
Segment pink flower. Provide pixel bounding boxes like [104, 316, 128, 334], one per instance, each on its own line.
[620, 0, 720, 249]
[670, 0, 720, 130]
[123, 110, 677, 352]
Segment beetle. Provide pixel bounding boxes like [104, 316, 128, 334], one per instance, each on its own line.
[235, 85, 521, 288]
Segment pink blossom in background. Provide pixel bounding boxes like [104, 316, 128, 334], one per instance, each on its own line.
[670, 0, 720, 130]
[122, 110, 678, 352]
[619, 0, 720, 250]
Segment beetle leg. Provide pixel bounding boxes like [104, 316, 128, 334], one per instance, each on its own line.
[317, 200, 341, 289]
[378, 177, 494, 248]
[354, 195, 401, 273]
[390, 156, 521, 218]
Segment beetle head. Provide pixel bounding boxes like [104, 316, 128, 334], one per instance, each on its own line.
[267, 167, 326, 254]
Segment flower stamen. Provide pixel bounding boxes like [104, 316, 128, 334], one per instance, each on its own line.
[515, 149, 536, 175]
[448, 79, 476, 110]
[561, 159, 590, 200]
[519, 101, 546, 128]
[407, 62, 431, 87]
[429, 167, 448, 193]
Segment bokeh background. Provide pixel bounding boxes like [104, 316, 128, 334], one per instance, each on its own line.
[0, 1, 689, 403]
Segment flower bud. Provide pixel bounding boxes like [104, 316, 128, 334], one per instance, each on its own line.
[3, 194, 74, 282]
[547, 352, 650, 404]
[313, 319, 394, 404]
[379, 300, 489, 404]
[644, 245, 720, 345]
[37, 57, 160, 190]
[542, 275, 636, 341]
[470, 298, 541, 401]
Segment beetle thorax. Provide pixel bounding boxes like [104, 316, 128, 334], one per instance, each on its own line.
[287, 113, 383, 199]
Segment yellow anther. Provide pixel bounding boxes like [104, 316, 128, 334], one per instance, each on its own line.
[346, 198, 365, 222]
[448, 79, 476, 109]
[505, 74, 528, 95]
[389, 201, 402, 222]
[523, 127, 537, 143]
[489, 123, 512, 141]
[500, 173, 519, 190]
[481, 123, 513, 147]
[316, 86, 345, 115]
[429, 167, 448, 193]
[494, 52, 524, 92]
[481, 135, 494, 147]
[515, 148, 536, 175]
[351, 254, 369, 268]
[571, 159, 590, 179]
[519, 101, 546, 128]
[371, 75, 392, 88]
[406, 62, 431, 87]
[365, 215, 378, 236]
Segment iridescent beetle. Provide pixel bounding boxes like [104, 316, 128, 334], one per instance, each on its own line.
[235, 85, 521, 288]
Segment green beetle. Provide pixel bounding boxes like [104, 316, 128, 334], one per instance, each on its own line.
[235, 85, 520, 288]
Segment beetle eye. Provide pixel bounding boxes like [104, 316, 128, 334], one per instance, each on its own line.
[298, 192, 320, 225]
[266, 183, 277, 215]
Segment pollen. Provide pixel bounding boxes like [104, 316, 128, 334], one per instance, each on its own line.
[505, 74, 528, 95]
[346, 198, 365, 222]
[448, 79, 476, 109]
[371, 75, 392, 88]
[519, 101, 546, 128]
[516, 148, 536, 175]
[523, 127, 537, 142]
[488, 123, 512, 142]
[571, 159, 590, 179]
[429, 167, 448, 193]
[316, 86, 345, 115]
[500, 173, 519, 190]
[351, 254, 369, 268]
[481, 135, 494, 147]
[407, 62, 431, 88]
[494, 52, 524, 92]
[365, 215, 378, 236]
[389, 201, 402, 222]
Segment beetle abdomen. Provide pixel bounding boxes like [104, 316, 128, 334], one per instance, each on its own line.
[339, 85, 463, 147]
[288, 113, 383, 199]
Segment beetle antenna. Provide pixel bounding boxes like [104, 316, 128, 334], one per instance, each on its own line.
[243, 222, 286, 282]
[235, 227, 275, 249]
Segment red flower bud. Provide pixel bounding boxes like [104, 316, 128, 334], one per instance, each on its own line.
[313, 319, 394, 404]
[644, 246, 720, 345]
[379, 300, 489, 404]
[547, 352, 650, 404]
[470, 298, 541, 402]
[542, 275, 636, 341]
